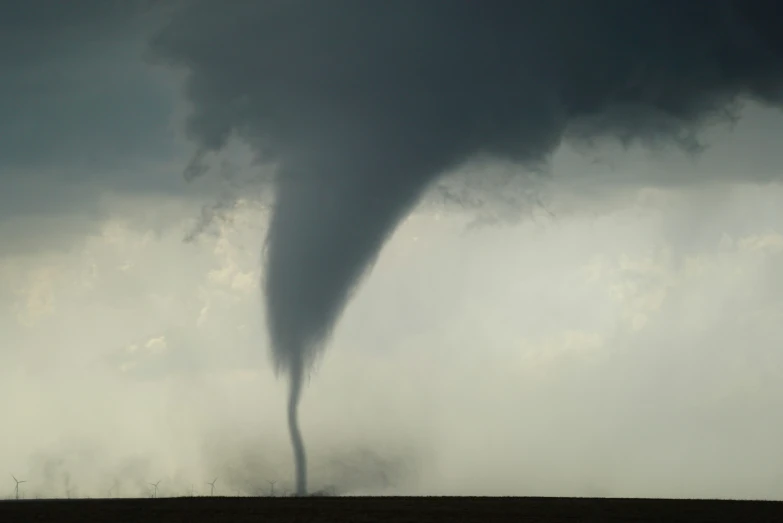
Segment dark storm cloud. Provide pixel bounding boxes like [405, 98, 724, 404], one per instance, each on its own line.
[149, 0, 783, 494]
[0, 1, 182, 218]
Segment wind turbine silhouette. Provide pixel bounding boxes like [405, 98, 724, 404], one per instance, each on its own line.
[108, 479, 119, 498]
[206, 477, 218, 496]
[267, 480, 277, 497]
[149, 480, 161, 499]
[11, 475, 26, 500]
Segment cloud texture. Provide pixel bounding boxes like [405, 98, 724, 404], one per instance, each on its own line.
[147, 0, 783, 494]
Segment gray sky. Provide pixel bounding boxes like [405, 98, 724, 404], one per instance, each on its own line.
[2, 0, 783, 500]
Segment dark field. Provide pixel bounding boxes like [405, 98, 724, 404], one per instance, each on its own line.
[1, 496, 782, 522]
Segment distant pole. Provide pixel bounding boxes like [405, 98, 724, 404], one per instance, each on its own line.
[108, 479, 119, 498]
[268, 480, 277, 497]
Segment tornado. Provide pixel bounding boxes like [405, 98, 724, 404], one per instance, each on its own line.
[150, 0, 783, 496]
[263, 147, 446, 495]
[286, 354, 306, 495]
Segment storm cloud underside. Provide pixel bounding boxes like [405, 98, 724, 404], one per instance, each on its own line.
[149, 0, 783, 495]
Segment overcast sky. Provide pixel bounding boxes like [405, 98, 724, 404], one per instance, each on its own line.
[2, 1, 783, 500]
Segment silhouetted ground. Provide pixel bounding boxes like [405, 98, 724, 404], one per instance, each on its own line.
[1, 496, 782, 522]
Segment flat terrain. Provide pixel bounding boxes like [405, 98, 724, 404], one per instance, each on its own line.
[1, 496, 781, 522]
